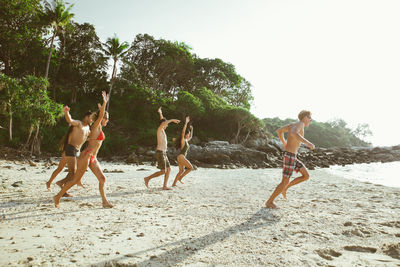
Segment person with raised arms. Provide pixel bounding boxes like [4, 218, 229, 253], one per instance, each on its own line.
[265, 110, 315, 209]
[46, 107, 92, 195]
[172, 115, 194, 186]
[144, 107, 180, 190]
[53, 91, 113, 208]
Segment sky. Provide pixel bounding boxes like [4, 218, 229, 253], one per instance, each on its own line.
[67, 0, 400, 146]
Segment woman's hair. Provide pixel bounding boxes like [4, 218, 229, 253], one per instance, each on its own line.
[59, 126, 74, 152]
[90, 110, 109, 123]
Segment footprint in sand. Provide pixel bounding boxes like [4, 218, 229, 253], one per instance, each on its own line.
[315, 248, 342, 260]
[343, 245, 377, 253]
[381, 243, 400, 260]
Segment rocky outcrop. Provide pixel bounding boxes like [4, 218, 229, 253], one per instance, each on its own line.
[125, 141, 400, 170]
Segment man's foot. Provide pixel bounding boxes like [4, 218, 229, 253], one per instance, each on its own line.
[53, 196, 60, 208]
[46, 181, 51, 191]
[282, 189, 287, 200]
[179, 180, 184, 184]
[102, 202, 114, 208]
[162, 187, 173, 191]
[62, 193, 73, 198]
[265, 202, 279, 209]
[76, 181, 85, 188]
[172, 183, 177, 187]
[144, 177, 150, 188]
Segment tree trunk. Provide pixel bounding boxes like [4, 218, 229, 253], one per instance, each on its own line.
[53, 33, 66, 100]
[234, 121, 243, 144]
[30, 124, 41, 156]
[241, 129, 252, 145]
[45, 29, 57, 80]
[106, 58, 117, 111]
[8, 104, 12, 141]
[71, 86, 77, 103]
[24, 125, 34, 150]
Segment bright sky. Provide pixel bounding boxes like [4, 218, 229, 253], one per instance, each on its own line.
[68, 0, 400, 146]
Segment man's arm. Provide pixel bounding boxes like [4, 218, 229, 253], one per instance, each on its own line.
[63, 106, 80, 126]
[276, 124, 293, 148]
[289, 123, 315, 150]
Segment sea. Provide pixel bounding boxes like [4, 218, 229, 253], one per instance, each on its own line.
[324, 161, 400, 188]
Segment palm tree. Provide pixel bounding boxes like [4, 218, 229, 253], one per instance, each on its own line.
[103, 35, 129, 110]
[44, 0, 74, 81]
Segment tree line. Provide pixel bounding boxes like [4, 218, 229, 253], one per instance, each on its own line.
[0, 0, 370, 157]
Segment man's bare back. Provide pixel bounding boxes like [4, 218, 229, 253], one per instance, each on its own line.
[68, 122, 90, 150]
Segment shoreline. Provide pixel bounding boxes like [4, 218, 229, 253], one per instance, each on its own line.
[1, 159, 400, 266]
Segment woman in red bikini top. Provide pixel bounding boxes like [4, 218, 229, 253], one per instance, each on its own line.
[54, 91, 113, 208]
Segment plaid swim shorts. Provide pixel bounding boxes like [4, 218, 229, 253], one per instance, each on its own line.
[282, 151, 304, 178]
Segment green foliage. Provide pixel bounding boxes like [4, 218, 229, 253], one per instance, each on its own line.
[262, 117, 371, 148]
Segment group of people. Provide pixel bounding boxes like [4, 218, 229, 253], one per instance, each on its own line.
[48, 90, 314, 210]
[48, 93, 196, 208]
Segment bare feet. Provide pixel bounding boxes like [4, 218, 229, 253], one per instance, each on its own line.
[179, 180, 184, 184]
[162, 187, 173, 190]
[53, 196, 60, 208]
[76, 181, 85, 188]
[46, 181, 51, 191]
[172, 183, 177, 187]
[265, 202, 279, 209]
[144, 177, 150, 188]
[102, 202, 114, 208]
[282, 189, 287, 200]
[62, 193, 73, 198]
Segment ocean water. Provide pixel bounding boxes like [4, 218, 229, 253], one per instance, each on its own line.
[324, 161, 400, 188]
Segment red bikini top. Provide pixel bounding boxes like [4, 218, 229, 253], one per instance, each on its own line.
[96, 130, 105, 141]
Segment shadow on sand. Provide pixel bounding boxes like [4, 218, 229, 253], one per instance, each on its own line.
[93, 208, 280, 267]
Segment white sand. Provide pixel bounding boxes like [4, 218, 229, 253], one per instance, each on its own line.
[0, 158, 399, 266]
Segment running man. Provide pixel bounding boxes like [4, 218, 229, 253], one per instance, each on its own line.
[144, 107, 180, 190]
[265, 110, 315, 209]
[46, 107, 92, 195]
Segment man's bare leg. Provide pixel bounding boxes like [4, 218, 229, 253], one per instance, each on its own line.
[55, 156, 76, 197]
[163, 167, 172, 190]
[46, 155, 67, 190]
[265, 177, 289, 209]
[282, 167, 309, 199]
[144, 170, 165, 188]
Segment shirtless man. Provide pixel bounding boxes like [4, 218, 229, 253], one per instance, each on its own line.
[144, 107, 180, 190]
[46, 106, 91, 194]
[265, 110, 315, 209]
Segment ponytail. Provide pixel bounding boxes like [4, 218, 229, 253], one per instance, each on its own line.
[59, 126, 73, 152]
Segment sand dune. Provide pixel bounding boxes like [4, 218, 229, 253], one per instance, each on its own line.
[0, 159, 399, 266]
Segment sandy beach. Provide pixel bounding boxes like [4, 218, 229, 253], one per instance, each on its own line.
[0, 158, 399, 267]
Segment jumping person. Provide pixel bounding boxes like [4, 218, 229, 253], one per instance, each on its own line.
[265, 110, 315, 209]
[46, 107, 92, 195]
[144, 107, 180, 190]
[53, 91, 113, 208]
[172, 116, 194, 186]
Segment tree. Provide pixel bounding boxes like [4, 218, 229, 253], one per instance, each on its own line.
[103, 34, 129, 110]
[43, 0, 74, 80]
[0, 0, 44, 76]
[55, 22, 108, 103]
[353, 123, 372, 140]
[0, 74, 21, 141]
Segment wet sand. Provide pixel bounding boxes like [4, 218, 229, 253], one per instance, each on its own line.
[0, 159, 399, 266]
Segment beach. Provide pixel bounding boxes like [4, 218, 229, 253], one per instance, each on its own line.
[1, 159, 400, 267]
